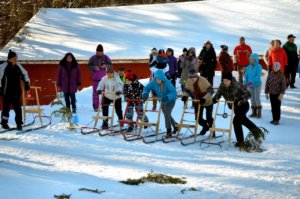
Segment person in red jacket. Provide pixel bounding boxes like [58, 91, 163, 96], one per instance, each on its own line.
[233, 36, 252, 84]
[218, 45, 234, 79]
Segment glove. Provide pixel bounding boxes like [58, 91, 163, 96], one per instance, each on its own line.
[199, 98, 206, 104]
[181, 95, 188, 102]
[25, 82, 30, 91]
[115, 91, 122, 96]
[265, 93, 269, 100]
[278, 93, 284, 101]
[97, 90, 102, 95]
[212, 98, 218, 104]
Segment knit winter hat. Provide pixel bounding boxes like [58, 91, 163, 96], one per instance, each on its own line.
[96, 44, 104, 52]
[188, 69, 198, 78]
[125, 70, 135, 81]
[220, 45, 228, 51]
[151, 48, 157, 53]
[106, 65, 114, 73]
[7, 50, 17, 60]
[182, 48, 188, 52]
[222, 72, 233, 81]
[273, 62, 281, 71]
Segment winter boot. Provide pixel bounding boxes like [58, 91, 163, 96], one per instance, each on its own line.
[16, 124, 22, 131]
[199, 121, 209, 135]
[249, 106, 257, 117]
[101, 120, 109, 129]
[127, 125, 134, 132]
[256, 106, 262, 118]
[1, 121, 10, 130]
[172, 126, 178, 135]
[166, 128, 172, 138]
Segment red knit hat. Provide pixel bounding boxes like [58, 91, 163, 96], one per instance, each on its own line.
[125, 70, 135, 81]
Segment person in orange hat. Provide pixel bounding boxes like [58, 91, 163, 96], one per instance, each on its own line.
[123, 70, 149, 132]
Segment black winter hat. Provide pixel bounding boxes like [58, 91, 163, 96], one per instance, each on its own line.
[222, 72, 233, 81]
[183, 48, 188, 52]
[96, 44, 104, 52]
[188, 69, 198, 78]
[220, 45, 228, 51]
[7, 50, 17, 60]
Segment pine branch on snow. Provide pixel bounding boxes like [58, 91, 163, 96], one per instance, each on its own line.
[51, 98, 72, 123]
[53, 193, 71, 199]
[236, 127, 269, 152]
[78, 187, 105, 194]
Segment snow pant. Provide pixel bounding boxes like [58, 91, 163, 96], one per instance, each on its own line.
[1, 94, 22, 126]
[233, 101, 258, 143]
[102, 96, 123, 121]
[248, 86, 261, 107]
[270, 94, 281, 121]
[93, 80, 100, 110]
[285, 66, 297, 87]
[161, 101, 177, 130]
[125, 103, 149, 126]
[237, 66, 246, 85]
[195, 103, 214, 130]
[64, 92, 76, 111]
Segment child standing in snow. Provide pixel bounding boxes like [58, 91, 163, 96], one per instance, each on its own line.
[57, 52, 82, 113]
[123, 71, 149, 132]
[166, 48, 178, 87]
[97, 65, 124, 129]
[265, 62, 286, 125]
[142, 70, 178, 137]
[88, 44, 112, 112]
[118, 67, 126, 83]
[244, 53, 262, 118]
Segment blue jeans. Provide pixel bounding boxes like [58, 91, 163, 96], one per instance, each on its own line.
[64, 92, 76, 111]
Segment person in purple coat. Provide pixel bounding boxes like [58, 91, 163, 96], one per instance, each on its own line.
[88, 44, 112, 111]
[166, 48, 178, 87]
[57, 52, 82, 113]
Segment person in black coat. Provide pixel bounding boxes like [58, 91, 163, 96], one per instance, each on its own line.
[0, 50, 30, 130]
[198, 40, 217, 86]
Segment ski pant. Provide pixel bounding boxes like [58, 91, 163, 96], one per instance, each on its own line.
[102, 96, 123, 121]
[161, 101, 177, 130]
[270, 94, 281, 121]
[64, 92, 76, 111]
[233, 101, 258, 143]
[1, 94, 22, 126]
[285, 66, 297, 87]
[195, 103, 214, 129]
[93, 80, 100, 110]
[248, 86, 261, 107]
[125, 103, 149, 126]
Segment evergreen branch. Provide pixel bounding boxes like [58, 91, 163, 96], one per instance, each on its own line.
[78, 187, 105, 194]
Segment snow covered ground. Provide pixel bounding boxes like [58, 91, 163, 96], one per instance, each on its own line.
[1, 0, 300, 60]
[1, 73, 300, 199]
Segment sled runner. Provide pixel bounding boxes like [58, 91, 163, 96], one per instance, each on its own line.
[80, 92, 122, 135]
[200, 100, 234, 148]
[122, 97, 163, 143]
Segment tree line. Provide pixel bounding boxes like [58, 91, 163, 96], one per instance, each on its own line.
[0, 0, 195, 49]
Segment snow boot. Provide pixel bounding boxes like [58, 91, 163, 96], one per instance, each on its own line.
[166, 128, 172, 138]
[1, 121, 10, 129]
[249, 106, 257, 117]
[127, 125, 134, 132]
[101, 120, 109, 129]
[172, 126, 178, 135]
[256, 106, 262, 118]
[199, 120, 209, 135]
[16, 124, 22, 131]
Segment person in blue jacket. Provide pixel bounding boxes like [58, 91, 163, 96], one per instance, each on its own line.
[142, 70, 178, 137]
[244, 53, 262, 118]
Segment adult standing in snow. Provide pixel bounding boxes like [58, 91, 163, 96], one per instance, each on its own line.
[177, 48, 188, 81]
[0, 50, 30, 130]
[166, 48, 178, 87]
[180, 47, 198, 92]
[198, 40, 217, 86]
[142, 70, 178, 137]
[268, 40, 288, 75]
[123, 70, 149, 132]
[263, 40, 274, 68]
[218, 45, 234, 79]
[88, 44, 112, 112]
[181, 69, 214, 135]
[57, 52, 82, 114]
[233, 36, 252, 84]
[212, 72, 263, 146]
[283, 34, 299, 88]
[265, 62, 286, 125]
[97, 65, 123, 129]
[244, 53, 263, 118]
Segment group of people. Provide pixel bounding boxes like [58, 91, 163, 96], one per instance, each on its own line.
[0, 34, 299, 147]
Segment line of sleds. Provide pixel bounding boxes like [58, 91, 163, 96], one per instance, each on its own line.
[0, 85, 52, 135]
[80, 91, 235, 148]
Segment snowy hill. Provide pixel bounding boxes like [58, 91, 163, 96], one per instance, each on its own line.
[1, 73, 300, 199]
[0, 0, 300, 60]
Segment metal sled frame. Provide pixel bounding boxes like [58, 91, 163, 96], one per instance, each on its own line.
[22, 86, 51, 131]
[200, 100, 234, 148]
[122, 98, 163, 143]
[80, 91, 120, 135]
